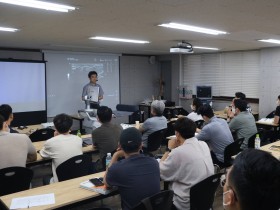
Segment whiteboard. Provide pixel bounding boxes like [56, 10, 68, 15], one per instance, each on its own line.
[44, 51, 120, 117]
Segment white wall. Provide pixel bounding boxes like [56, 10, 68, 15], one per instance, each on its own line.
[259, 48, 280, 118]
[120, 55, 160, 105]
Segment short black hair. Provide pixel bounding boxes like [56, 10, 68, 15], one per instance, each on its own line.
[197, 104, 214, 118]
[88, 71, 98, 78]
[233, 99, 248, 112]
[0, 115, 5, 130]
[192, 98, 203, 113]
[229, 149, 280, 210]
[0, 104, 12, 121]
[278, 95, 280, 100]
[53, 113, 73, 134]
[174, 117, 196, 139]
[235, 92, 246, 100]
[97, 106, 112, 123]
[120, 128, 142, 153]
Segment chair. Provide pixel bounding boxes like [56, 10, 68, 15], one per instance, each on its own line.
[0, 167, 33, 196]
[29, 128, 55, 142]
[143, 129, 166, 154]
[132, 190, 174, 210]
[223, 138, 244, 168]
[247, 133, 257, 148]
[163, 121, 175, 146]
[178, 108, 189, 116]
[56, 154, 92, 182]
[195, 120, 204, 129]
[129, 110, 144, 124]
[190, 173, 222, 210]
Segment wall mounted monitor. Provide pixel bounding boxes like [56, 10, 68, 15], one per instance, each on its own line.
[196, 85, 212, 99]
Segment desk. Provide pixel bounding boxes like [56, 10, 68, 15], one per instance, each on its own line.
[0, 172, 117, 210]
[13, 124, 44, 135]
[259, 140, 280, 160]
[27, 134, 98, 167]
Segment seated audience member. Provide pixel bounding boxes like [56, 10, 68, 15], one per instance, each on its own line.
[227, 92, 252, 119]
[40, 113, 83, 183]
[104, 128, 160, 210]
[273, 95, 280, 124]
[139, 100, 167, 148]
[92, 106, 123, 166]
[0, 104, 18, 133]
[197, 104, 234, 164]
[223, 149, 280, 210]
[160, 117, 214, 210]
[228, 99, 257, 149]
[0, 115, 37, 169]
[178, 98, 203, 122]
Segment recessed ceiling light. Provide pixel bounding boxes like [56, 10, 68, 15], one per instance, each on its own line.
[158, 22, 228, 35]
[90, 36, 150, 44]
[0, 26, 18, 32]
[0, 0, 75, 12]
[193, 46, 219, 50]
[258, 39, 280, 44]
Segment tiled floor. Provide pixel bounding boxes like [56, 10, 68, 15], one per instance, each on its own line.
[31, 162, 224, 210]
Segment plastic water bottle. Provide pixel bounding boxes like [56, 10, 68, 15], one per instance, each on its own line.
[106, 153, 112, 168]
[76, 130, 82, 138]
[254, 134, 261, 149]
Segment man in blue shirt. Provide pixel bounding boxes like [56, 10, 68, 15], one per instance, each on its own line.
[104, 128, 160, 210]
[197, 104, 234, 164]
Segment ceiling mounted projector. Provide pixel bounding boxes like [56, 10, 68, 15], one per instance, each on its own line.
[170, 41, 194, 54]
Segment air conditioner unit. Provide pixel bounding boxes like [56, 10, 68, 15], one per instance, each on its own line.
[170, 41, 194, 54]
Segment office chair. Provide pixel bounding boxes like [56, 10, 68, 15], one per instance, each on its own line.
[247, 133, 257, 148]
[142, 129, 167, 155]
[129, 110, 144, 124]
[223, 138, 244, 168]
[56, 154, 92, 182]
[163, 121, 175, 146]
[0, 167, 33, 196]
[178, 108, 189, 116]
[131, 190, 174, 210]
[29, 128, 55, 142]
[190, 173, 223, 210]
[195, 120, 204, 129]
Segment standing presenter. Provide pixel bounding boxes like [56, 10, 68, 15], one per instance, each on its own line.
[82, 71, 104, 109]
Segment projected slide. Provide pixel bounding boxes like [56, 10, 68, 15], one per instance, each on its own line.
[0, 61, 46, 112]
[44, 51, 120, 117]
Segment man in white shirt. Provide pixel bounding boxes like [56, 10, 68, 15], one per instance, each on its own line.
[40, 114, 83, 183]
[160, 117, 214, 210]
[0, 115, 37, 169]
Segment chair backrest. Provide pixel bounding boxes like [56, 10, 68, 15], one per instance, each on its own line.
[224, 138, 244, 167]
[163, 121, 175, 146]
[0, 167, 33, 196]
[129, 110, 143, 124]
[56, 154, 92, 182]
[195, 120, 204, 129]
[132, 190, 174, 210]
[29, 128, 55, 142]
[247, 133, 257, 148]
[146, 129, 166, 152]
[190, 173, 222, 210]
[178, 108, 189, 116]
[266, 110, 275, 118]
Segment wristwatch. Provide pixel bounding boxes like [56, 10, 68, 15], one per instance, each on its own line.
[165, 147, 172, 152]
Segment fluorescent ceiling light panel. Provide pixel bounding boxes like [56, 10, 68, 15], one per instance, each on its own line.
[0, 26, 18, 32]
[158, 22, 228, 35]
[90, 36, 150, 44]
[193, 46, 219, 50]
[0, 0, 75, 12]
[258, 39, 280, 44]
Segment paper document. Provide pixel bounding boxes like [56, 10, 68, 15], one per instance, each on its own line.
[10, 193, 55, 209]
[41, 122, 54, 128]
[258, 118, 274, 124]
[120, 124, 134, 129]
